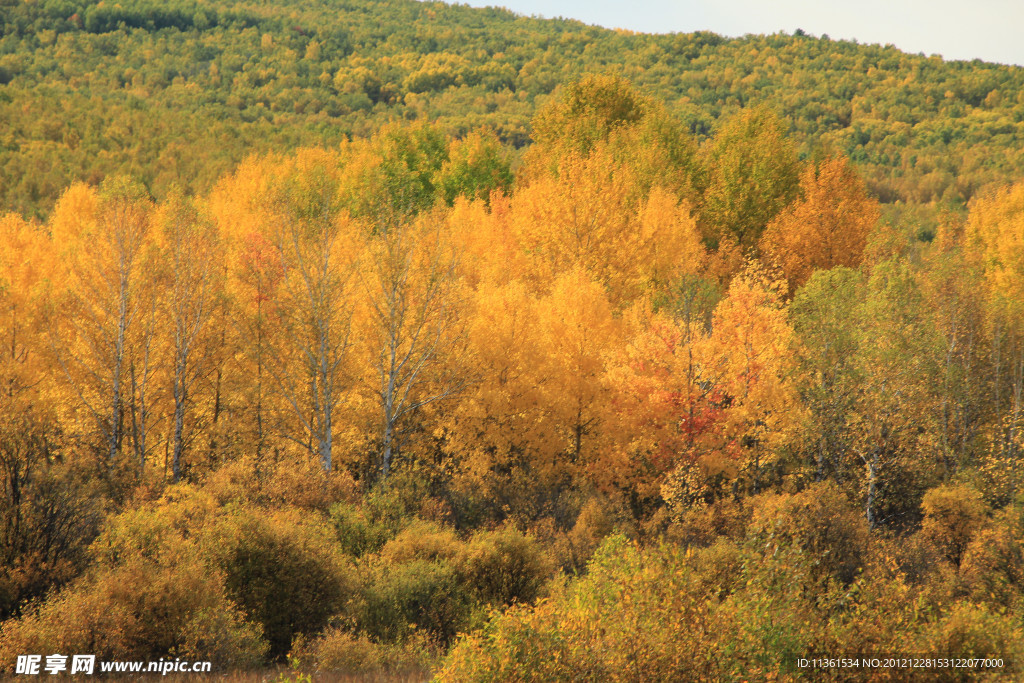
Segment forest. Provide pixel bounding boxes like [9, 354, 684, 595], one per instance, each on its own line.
[3, 0, 1024, 221]
[4, 1, 1024, 681]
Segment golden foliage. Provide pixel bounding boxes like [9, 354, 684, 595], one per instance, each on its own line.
[760, 156, 880, 291]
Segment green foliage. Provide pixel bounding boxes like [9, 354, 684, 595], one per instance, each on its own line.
[532, 74, 651, 156]
[440, 496, 1024, 681]
[353, 520, 550, 647]
[207, 509, 356, 661]
[698, 107, 801, 251]
[748, 483, 869, 585]
[5, 0, 1024, 219]
[339, 122, 450, 224]
[358, 556, 471, 646]
[436, 131, 513, 205]
[330, 501, 396, 558]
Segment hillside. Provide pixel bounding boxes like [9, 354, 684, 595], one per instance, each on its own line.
[6, 8, 1024, 675]
[3, 0, 1024, 218]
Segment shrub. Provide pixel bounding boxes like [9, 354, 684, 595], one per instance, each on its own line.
[330, 502, 399, 558]
[552, 497, 615, 574]
[919, 602, 1024, 660]
[205, 508, 356, 661]
[379, 520, 462, 564]
[747, 482, 869, 585]
[358, 558, 472, 646]
[668, 496, 750, 548]
[455, 525, 552, 607]
[0, 555, 266, 668]
[0, 461, 103, 621]
[293, 627, 432, 674]
[262, 456, 357, 512]
[920, 484, 989, 568]
[204, 457, 356, 512]
[437, 535, 716, 682]
[692, 538, 746, 600]
[959, 506, 1024, 605]
[888, 532, 944, 586]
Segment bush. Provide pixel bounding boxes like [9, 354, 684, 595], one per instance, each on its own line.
[455, 525, 552, 607]
[919, 602, 1024, 660]
[551, 497, 614, 574]
[889, 532, 944, 586]
[692, 538, 746, 601]
[353, 520, 550, 649]
[437, 535, 716, 682]
[262, 456, 357, 512]
[0, 555, 266, 668]
[203, 457, 356, 512]
[0, 460, 103, 621]
[358, 558, 472, 646]
[293, 627, 432, 674]
[959, 505, 1024, 605]
[330, 502, 399, 558]
[668, 497, 750, 549]
[379, 520, 462, 564]
[206, 508, 356, 661]
[747, 482, 869, 585]
[920, 484, 989, 568]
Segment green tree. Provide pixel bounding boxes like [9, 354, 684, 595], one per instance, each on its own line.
[699, 107, 801, 252]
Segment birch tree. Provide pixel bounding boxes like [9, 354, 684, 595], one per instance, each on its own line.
[264, 152, 361, 473]
[154, 193, 222, 481]
[360, 212, 465, 482]
[47, 178, 155, 463]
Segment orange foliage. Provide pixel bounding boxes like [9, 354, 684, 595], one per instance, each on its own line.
[760, 156, 880, 291]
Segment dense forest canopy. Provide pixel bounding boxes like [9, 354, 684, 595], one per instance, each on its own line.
[3, 0, 1024, 218]
[5, 2, 1024, 679]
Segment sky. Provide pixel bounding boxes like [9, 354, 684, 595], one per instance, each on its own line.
[449, 0, 1024, 67]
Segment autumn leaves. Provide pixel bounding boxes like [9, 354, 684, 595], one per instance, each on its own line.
[0, 75, 890, 510]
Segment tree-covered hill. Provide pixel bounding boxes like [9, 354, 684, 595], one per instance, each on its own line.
[3, 0, 1024, 218]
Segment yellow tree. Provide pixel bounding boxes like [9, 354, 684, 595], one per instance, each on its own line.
[47, 178, 157, 464]
[601, 236, 713, 503]
[444, 194, 524, 289]
[210, 154, 286, 467]
[509, 146, 702, 305]
[536, 268, 619, 480]
[0, 214, 98, 622]
[211, 150, 362, 474]
[705, 264, 802, 494]
[443, 280, 549, 489]
[759, 156, 880, 292]
[0, 212, 55, 470]
[0, 214, 49, 414]
[603, 302, 715, 505]
[263, 151, 363, 473]
[357, 210, 466, 482]
[153, 193, 223, 481]
[965, 180, 1024, 468]
[445, 270, 618, 502]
